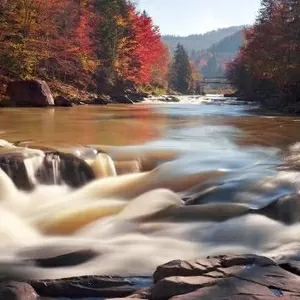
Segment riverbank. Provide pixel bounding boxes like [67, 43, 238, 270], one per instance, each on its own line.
[223, 90, 300, 115]
[0, 77, 182, 107]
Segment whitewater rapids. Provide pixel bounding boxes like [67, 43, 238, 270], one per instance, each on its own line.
[1, 140, 300, 280]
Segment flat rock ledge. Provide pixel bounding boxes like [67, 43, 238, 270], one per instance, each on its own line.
[3, 254, 300, 299]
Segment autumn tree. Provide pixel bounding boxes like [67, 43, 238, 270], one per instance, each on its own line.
[0, 0, 170, 99]
[226, 0, 300, 105]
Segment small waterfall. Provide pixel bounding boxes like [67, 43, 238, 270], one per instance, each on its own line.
[0, 150, 95, 190]
[23, 156, 46, 186]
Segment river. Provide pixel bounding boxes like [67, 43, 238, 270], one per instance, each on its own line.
[1, 95, 300, 280]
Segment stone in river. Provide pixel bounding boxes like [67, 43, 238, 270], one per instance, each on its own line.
[0, 151, 95, 190]
[54, 96, 73, 107]
[41, 152, 96, 188]
[28, 276, 140, 298]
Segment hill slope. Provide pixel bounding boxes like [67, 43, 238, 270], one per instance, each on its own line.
[162, 26, 245, 54]
[197, 29, 245, 77]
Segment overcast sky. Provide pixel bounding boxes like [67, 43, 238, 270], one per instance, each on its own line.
[136, 0, 261, 36]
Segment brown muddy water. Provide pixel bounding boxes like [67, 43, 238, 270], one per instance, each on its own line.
[1, 95, 300, 281]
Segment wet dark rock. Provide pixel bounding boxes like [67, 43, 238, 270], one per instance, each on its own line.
[28, 276, 141, 298]
[0, 281, 38, 300]
[280, 261, 300, 276]
[150, 95, 180, 103]
[6, 80, 54, 107]
[0, 151, 95, 190]
[165, 96, 180, 102]
[111, 94, 134, 104]
[92, 95, 112, 105]
[54, 96, 73, 107]
[126, 92, 148, 103]
[224, 92, 240, 98]
[26, 249, 99, 269]
[0, 152, 36, 191]
[40, 152, 95, 188]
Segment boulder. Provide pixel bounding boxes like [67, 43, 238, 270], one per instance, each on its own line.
[151, 255, 300, 300]
[165, 96, 180, 102]
[54, 96, 73, 107]
[110, 94, 134, 104]
[126, 92, 148, 103]
[6, 80, 54, 107]
[37, 152, 96, 188]
[0, 152, 42, 191]
[94, 94, 113, 105]
[0, 282, 37, 300]
[0, 151, 95, 190]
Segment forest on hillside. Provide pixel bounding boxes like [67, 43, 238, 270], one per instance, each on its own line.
[162, 26, 245, 53]
[191, 30, 245, 78]
[0, 0, 202, 101]
[0, 0, 175, 101]
[226, 0, 300, 112]
[163, 26, 245, 78]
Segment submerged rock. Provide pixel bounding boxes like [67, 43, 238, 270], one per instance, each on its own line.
[6, 80, 54, 107]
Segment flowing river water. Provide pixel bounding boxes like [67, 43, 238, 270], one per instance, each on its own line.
[2, 95, 300, 281]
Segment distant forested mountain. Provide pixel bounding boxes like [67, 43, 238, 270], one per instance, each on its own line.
[162, 26, 245, 54]
[194, 29, 245, 77]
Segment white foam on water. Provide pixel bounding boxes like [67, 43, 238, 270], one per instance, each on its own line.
[1, 142, 300, 279]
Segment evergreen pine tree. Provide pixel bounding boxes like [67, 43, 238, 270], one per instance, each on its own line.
[169, 43, 192, 93]
[94, 0, 129, 91]
[257, 0, 278, 24]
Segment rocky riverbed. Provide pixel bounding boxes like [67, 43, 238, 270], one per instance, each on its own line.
[2, 254, 300, 299]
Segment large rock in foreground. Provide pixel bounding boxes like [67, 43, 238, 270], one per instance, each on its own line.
[151, 255, 300, 300]
[6, 80, 54, 107]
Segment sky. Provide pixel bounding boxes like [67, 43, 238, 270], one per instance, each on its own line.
[136, 0, 261, 36]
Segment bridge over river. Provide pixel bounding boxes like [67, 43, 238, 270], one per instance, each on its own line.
[199, 77, 232, 85]
[196, 77, 233, 94]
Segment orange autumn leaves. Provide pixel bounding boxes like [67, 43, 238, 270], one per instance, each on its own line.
[226, 0, 300, 103]
[0, 0, 169, 91]
[112, 4, 169, 85]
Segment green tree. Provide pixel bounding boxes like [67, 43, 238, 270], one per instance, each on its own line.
[168, 43, 192, 93]
[257, 0, 279, 24]
[94, 0, 129, 92]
